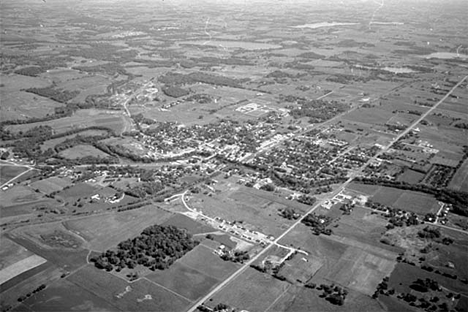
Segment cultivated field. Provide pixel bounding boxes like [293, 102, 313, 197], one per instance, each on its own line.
[0, 185, 42, 206]
[59, 144, 110, 159]
[0, 165, 29, 185]
[63, 206, 174, 251]
[449, 159, 468, 191]
[6, 109, 129, 135]
[208, 267, 290, 311]
[325, 247, 395, 295]
[146, 261, 219, 301]
[68, 265, 192, 312]
[29, 176, 73, 194]
[372, 187, 440, 214]
[0, 254, 47, 285]
[190, 186, 302, 237]
[21, 278, 120, 312]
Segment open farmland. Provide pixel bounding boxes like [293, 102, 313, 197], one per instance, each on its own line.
[325, 247, 395, 295]
[59, 144, 110, 159]
[0, 164, 29, 185]
[0, 254, 47, 286]
[20, 278, 120, 312]
[330, 207, 402, 252]
[177, 244, 240, 281]
[68, 265, 192, 311]
[207, 267, 290, 311]
[449, 159, 468, 191]
[367, 186, 441, 214]
[29, 176, 73, 195]
[161, 214, 217, 235]
[189, 186, 303, 237]
[40, 129, 109, 151]
[0, 76, 63, 121]
[272, 286, 386, 312]
[146, 261, 220, 301]
[63, 206, 174, 251]
[5, 109, 130, 135]
[0, 185, 42, 206]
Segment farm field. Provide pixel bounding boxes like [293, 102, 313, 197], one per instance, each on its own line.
[207, 267, 290, 311]
[1, 199, 60, 218]
[63, 206, 174, 251]
[177, 244, 240, 281]
[331, 207, 403, 253]
[7, 223, 89, 270]
[0, 165, 30, 185]
[59, 144, 110, 159]
[161, 213, 216, 235]
[449, 159, 468, 191]
[29, 176, 73, 194]
[146, 261, 219, 301]
[190, 186, 299, 237]
[40, 129, 109, 151]
[19, 278, 121, 312]
[324, 246, 395, 295]
[348, 183, 443, 215]
[389, 262, 468, 296]
[0, 89, 64, 122]
[397, 168, 425, 184]
[0, 254, 47, 286]
[68, 265, 192, 312]
[0, 185, 42, 206]
[5, 109, 130, 135]
[271, 286, 386, 312]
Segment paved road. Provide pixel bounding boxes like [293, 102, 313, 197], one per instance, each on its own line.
[185, 75, 468, 312]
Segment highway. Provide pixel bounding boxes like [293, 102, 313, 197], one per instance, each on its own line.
[186, 74, 468, 312]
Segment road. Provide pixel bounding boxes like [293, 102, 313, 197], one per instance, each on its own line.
[0, 160, 36, 189]
[186, 75, 468, 312]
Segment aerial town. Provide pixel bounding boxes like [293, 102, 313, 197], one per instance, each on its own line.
[1, 0, 467, 312]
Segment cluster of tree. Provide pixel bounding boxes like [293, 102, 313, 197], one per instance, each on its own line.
[125, 181, 164, 198]
[297, 52, 325, 59]
[191, 56, 252, 66]
[73, 62, 131, 78]
[301, 213, 333, 235]
[67, 43, 138, 62]
[281, 207, 300, 220]
[17, 284, 46, 303]
[15, 66, 46, 77]
[421, 265, 458, 280]
[220, 250, 249, 263]
[418, 226, 441, 240]
[339, 203, 354, 215]
[423, 165, 455, 188]
[353, 178, 468, 217]
[132, 113, 157, 126]
[410, 278, 441, 293]
[259, 183, 275, 192]
[197, 303, 232, 312]
[289, 99, 348, 123]
[90, 225, 199, 272]
[158, 72, 241, 88]
[266, 70, 294, 79]
[185, 94, 213, 104]
[162, 86, 190, 98]
[297, 195, 317, 206]
[372, 277, 394, 298]
[24, 87, 79, 104]
[454, 122, 468, 129]
[316, 284, 348, 306]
